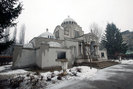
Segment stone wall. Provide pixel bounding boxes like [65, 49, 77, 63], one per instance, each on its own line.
[40, 44, 73, 69]
[35, 48, 42, 68]
[64, 40, 79, 57]
[13, 45, 36, 68]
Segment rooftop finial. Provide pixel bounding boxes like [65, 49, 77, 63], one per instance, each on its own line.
[68, 15, 70, 18]
[46, 28, 48, 32]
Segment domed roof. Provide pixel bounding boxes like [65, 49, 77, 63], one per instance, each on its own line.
[38, 29, 55, 39]
[63, 16, 75, 22]
[62, 16, 77, 24]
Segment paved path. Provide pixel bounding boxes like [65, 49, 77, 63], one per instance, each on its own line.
[49, 63, 133, 89]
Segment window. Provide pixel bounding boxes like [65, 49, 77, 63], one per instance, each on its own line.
[57, 52, 66, 59]
[75, 30, 79, 37]
[56, 31, 59, 38]
[101, 52, 104, 58]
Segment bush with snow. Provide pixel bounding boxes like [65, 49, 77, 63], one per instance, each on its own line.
[0, 66, 97, 89]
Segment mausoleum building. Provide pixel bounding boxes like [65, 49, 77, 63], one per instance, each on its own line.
[13, 16, 107, 69]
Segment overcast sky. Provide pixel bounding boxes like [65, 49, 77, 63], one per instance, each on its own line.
[16, 0, 133, 42]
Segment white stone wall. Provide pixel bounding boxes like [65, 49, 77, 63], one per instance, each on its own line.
[64, 40, 79, 58]
[41, 47, 72, 69]
[35, 48, 42, 68]
[13, 46, 36, 68]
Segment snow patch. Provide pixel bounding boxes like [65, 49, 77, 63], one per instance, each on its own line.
[0, 63, 28, 75]
[0, 64, 11, 72]
[66, 66, 97, 80]
[0, 69, 28, 75]
[121, 59, 133, 64]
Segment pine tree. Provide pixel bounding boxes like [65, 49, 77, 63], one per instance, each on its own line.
[101, 23, 127, 59]
[0, 0, 22, 54]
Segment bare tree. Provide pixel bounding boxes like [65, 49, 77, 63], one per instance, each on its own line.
[90, 23, 102, 41]
[19, 24, 25, 45]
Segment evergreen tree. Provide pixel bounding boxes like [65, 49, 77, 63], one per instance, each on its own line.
[0, 0, 22, 54]
[101, 23, 127, 59]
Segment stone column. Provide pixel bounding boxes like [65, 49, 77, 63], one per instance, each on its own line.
[81, 42, 83, 56]
[79, 42, 81, 56]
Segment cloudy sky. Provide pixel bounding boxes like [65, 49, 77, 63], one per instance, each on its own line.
[17, 0, 133, 42]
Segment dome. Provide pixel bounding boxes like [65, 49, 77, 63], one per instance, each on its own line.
[63, 16, 75, 22]
[38, 29, 55, 39]
[62, 16, 77, 25]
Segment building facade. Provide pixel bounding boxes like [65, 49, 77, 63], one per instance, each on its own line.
[13, 16, 107, 69]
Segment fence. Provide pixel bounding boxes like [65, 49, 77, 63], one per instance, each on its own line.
[0, 56, 12, 65]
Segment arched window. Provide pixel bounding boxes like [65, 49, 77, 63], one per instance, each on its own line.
[56, 31, 59, 38]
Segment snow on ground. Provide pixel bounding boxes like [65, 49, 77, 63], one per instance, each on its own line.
[40, 66, 97, 80]
[0, 59, 132, 76]
[0, 65, 98, 89]
[0, 69, 28, 75]
[114, 59, 133, 64]
[120, 59, 133, 64]
[67, 66, 97, 79]
[0, 65, 97, 79]
[0, 59, 133, 89]
[0, 63, 27, 75]
[46, 66, 97, 89]
[0, 64, 11, 72]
